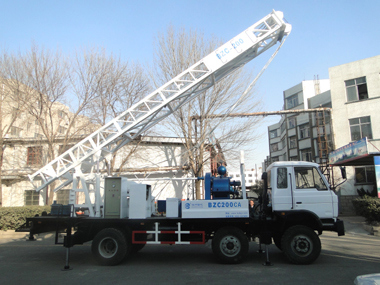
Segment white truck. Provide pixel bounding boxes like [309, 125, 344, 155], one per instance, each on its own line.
[19, 11, 344, 268]
[23, 161, 344, 268]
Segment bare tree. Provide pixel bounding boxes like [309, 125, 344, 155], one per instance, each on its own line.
[0, 44, 150, 205]
[0, 53, 32, 206]
[78, 48, 151, 174]
[14, 44, 94, 205]
[152, 25, 262, 199]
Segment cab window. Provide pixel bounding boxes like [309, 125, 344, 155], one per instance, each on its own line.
[277, 167, 287, 188]
[294, 167, 327, 190]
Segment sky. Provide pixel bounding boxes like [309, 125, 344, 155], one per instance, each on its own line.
[2, 0, 380, 171]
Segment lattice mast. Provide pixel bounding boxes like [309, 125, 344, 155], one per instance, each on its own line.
[29, 11, 292, 196]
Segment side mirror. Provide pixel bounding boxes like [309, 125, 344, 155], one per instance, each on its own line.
[340, 166, 347, 180]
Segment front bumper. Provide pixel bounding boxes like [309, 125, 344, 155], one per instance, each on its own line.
[322, 219, 345, 236]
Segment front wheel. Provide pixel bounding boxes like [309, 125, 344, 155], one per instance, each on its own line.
[212, 227, 249, 264]
[281, 225, 321, 265]
[92, 228, 130, 266]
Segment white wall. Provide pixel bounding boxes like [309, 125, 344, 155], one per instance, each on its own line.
[329, 55, 380, 196]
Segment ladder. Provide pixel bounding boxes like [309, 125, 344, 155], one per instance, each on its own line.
[28, 11, 291, 213]
[316, 109, 331, 183]
[316, 110, 329, 160]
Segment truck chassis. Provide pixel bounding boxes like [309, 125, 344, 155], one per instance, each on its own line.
[22, 209, 344, 269]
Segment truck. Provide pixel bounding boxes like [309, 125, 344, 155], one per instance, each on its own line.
[24, 161, 344, 268]
[18, 10, 345, 268]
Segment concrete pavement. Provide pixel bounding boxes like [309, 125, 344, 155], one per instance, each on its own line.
[0, 216, 379, 285]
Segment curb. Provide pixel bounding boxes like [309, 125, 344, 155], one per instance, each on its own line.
[0, 230, 29, 239]
[0, 230, 58, 240]
[363, 224, 380, 236]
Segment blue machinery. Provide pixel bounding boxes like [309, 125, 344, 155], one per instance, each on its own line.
[202, 166, 241, 200]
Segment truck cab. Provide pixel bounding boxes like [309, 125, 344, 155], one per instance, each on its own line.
[266, 161, 338, 219]
[262, 161, 344, 238]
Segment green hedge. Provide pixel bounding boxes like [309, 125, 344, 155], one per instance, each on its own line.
[0, 206, 51, 231]
[352, 196, 380, 223]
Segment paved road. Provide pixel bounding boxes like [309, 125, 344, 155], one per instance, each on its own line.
[0, 218, 379, 285]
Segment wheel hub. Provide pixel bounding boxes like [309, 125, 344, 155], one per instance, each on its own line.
[99, 237, 118, 258]
[220, 236, 241, 257]
[292, 236, 312, 255]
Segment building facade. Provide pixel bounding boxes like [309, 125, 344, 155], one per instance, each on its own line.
[264, 55, 380, 214]
[328, 55, 380, 213]
[1, 135, 197, 207]
[266, 80, 333, 166]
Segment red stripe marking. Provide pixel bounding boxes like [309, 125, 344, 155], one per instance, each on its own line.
[132, 230, 148, 244]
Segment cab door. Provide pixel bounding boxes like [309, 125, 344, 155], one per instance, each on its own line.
[271, 166, 294, 211]
[291, 166, 334, 218]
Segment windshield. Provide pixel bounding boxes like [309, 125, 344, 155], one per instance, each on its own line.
[294, 167, 327, 190]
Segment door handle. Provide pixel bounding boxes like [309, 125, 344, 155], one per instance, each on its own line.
[296, 202, 302, 204]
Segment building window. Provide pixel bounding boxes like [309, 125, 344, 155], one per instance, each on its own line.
[58, 111, 66, 119]
[301, 149, 312, 162]
[271, 156, 280, 162]
[349, 116, 372, 141]
[299, 124, 310, 139]
[25, 190, 40, 206]
[10, 126, 22, 137]
[286, 94, 299, 109]
[316, 110, 331, 125]
[289, 136, 297, 149]
[59, 144, 73, 155]
[281, 136, 286, 149]
[270, 143, 278, 152]
[269, 130, 278, 139]
[355, 166, 375, 184]
[12, 107, 20, 119]
[290, 156, 298, 161]
[27, 146, 43, 166]
[34, 133, 44, 139]
[288, 117, 296, 129]
[280, 121, 286, 133]
[345, 77, 368, 102]
[248, 174, 252, 177]
[35, 118, 44, 126]
[56, 189, 70, 204]
[58, 126, 67, 134]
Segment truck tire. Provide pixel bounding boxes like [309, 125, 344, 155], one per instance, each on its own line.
[92, 228, 130, 266]
[212, 227, 249, 264]
[281, 225, 321, 265]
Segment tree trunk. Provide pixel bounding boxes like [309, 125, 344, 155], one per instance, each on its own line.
[195, 179, 202, 200]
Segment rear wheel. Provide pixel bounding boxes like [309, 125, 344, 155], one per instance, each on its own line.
[92, 228, 130, 266]
[212, 227, 249, 264]
[281, 225, 321, 265]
